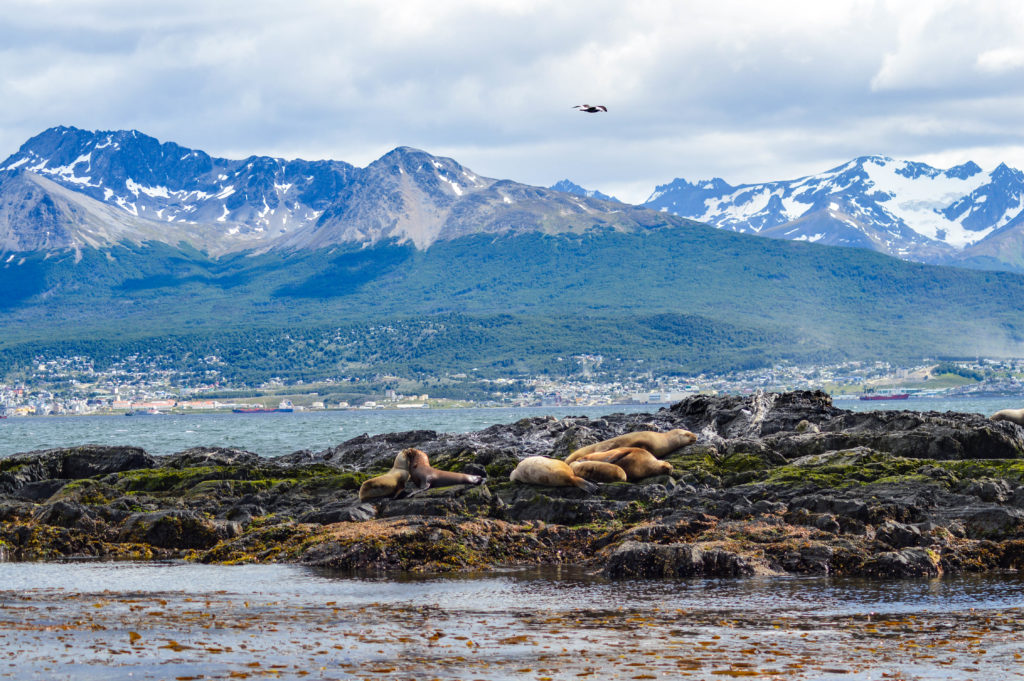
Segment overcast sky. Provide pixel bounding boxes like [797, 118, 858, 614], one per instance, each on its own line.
[2, 0, 1024, 203]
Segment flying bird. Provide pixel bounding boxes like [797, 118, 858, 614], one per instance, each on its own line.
[573, 104, 607, 113]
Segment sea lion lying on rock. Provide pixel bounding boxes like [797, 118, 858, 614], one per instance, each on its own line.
[991, 408, 1024, 426]
[404, 448, 485, 495]
[565, 428, 697, 463]
[573, 447, 673, 481]
[510, 456, 599, 493]
[358, 449, 413, 501]
[569, 460, 628, 483]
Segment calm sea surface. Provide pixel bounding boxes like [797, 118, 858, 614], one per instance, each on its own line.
[1, 395, 1018, 459]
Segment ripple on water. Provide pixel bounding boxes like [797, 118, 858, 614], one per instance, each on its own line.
[1, 563, 1021, 681]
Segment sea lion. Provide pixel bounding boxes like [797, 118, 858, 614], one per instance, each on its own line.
[991, 408, 1024, 425]
[565, 428, 697, 463]
[358, 449, 413, 501]
[510, 456, 599, 493]
[570, 460, 628, 483]
[404, 448, 485, 495]
[575, 447, 673, 481]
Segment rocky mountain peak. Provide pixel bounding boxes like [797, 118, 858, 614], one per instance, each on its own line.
[643, 155, 1024, 269]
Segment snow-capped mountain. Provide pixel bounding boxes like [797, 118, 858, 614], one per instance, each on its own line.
[549, 179, 620, 203]
[643, 156, 1024, 267]
[0, 127, 355, 253]
[0, 127, 662, 255]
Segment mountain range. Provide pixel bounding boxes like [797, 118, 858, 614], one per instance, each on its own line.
[640, 156, 1024, 271]
[2, 126, 1024, 385]
[0, 126, 663, 255]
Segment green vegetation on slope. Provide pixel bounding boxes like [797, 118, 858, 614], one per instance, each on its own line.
[2, 221, 1023, 381]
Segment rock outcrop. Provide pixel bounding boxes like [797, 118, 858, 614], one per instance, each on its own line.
[3, 391, 1024, 578]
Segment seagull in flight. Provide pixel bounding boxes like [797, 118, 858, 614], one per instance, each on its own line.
[573, 104, 607, 113]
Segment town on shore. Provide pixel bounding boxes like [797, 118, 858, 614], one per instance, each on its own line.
[3, 353, 1024, 417]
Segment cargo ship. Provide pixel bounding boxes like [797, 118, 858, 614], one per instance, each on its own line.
[859, 393, 910, 401]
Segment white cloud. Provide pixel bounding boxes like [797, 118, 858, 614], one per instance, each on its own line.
[1, 0, 1024, 203]
[977, 47, 1024, 74]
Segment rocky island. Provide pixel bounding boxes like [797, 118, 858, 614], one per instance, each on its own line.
[2, 391, 1023, 579]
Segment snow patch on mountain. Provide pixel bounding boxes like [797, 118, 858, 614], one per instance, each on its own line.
[644, 155, 1024, 263]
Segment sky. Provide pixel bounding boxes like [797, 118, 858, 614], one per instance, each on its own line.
[2, 0, 1024, 204]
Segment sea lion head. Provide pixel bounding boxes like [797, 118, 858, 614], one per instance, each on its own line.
[393, 448, 420, 471]
[667, 428, 698, 447]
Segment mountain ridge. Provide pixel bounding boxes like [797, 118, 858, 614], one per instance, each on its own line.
[0, 127, 684, 255]
[641, 155, 1024, 271]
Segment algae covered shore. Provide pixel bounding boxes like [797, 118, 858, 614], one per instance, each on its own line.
[2, 391, 1024, 579]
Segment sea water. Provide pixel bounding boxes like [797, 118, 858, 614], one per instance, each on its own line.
[0, 562, 1021, 679]
[0, 396, 1017, 459]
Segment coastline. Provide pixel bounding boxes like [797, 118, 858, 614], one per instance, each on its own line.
[2, 390, 1024, 579]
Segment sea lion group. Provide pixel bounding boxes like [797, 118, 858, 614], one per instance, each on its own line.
[359, 408, 1024, 503]
[359, 428, 698, 502]
[510, 429, 695, 490]
[358, 448, 485, 501]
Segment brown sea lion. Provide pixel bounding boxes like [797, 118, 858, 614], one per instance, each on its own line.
[575, 447, 673, 480]
[404, 448, 485, 495]
[991, 408, 1024, 426]
[358, 449, 413, 501]
[510, 456, 599, 493]
[565, 428, 697, 463]
[570, 460, 628, 483]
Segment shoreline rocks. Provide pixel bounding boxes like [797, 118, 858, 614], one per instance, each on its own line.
[2, 390, 1024, 578]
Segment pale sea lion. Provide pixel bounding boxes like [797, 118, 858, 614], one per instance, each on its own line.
[991, 408, 1024, 425]
[565, 428, 697, 463]
[358, 449, 413, 501]
[404, 448, 485, 495]
[570, 460, 628, 483]
[575, 447, 673, 481]
[510, 456, 599, 493]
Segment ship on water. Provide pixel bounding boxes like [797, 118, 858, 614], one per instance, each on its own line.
[859, 391, 911, 401]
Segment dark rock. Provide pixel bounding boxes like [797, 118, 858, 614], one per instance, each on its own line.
[300, 502, 377, 524]
[672, 390, 840, 439]
[380, 497, 466, 518]
[814, 514, 841, 534]
[603, 540, 756, 578]
[875, 520, 924, 548]
[32, 501, 100, 531]
[505, 490, 625, 524]
[864, 548, 941, 578]
[963, 507, 1024, 539]
[0, 501, 34, 523]
[599, 483, 670, 503]
[225, 503, 266, 524]
[284, 430, 440, 469]
[961, 478, 1012, 503]
[1, 445, 155, 494]
[1011, 487, 1024, 508]
[752, 499, 786, 515]
[774, 542, 835, 574]
[162, 447, 262, 468]
[118, 510, 220, 549]
[14, 479, 69, 502]
[462, 463, 487, 477]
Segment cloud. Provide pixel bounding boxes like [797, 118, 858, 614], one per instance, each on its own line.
[977, 47, 1024, 74]
[1, 0, 1024, 203]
